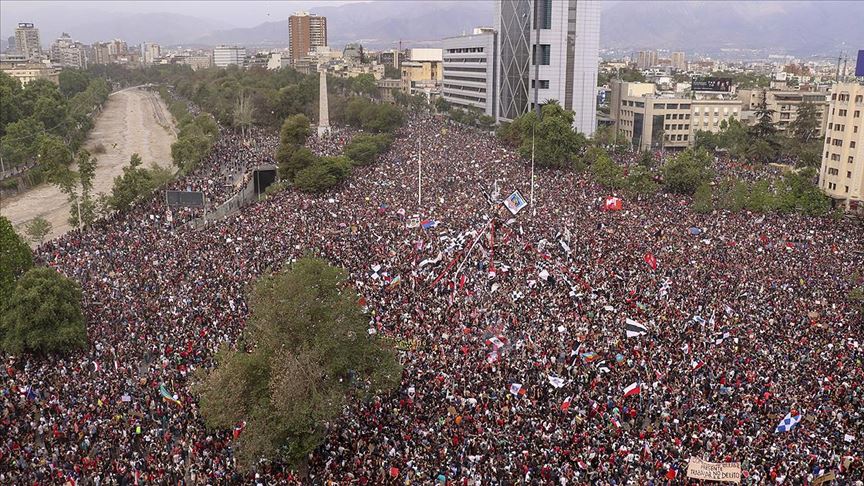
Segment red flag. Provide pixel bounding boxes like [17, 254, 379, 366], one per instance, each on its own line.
[561, 396, 573, 412]
[604, 197, 623, 211]
[643, 252, 657, 270]
[623, 382, 641, 398]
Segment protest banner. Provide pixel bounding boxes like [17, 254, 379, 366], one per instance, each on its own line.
[686, 457, 741, 483]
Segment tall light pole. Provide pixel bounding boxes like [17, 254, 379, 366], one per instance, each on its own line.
[417, 138, 422, 206]
[530, 123, 536, 216]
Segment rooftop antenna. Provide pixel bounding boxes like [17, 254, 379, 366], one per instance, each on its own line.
[842, 53, 848, 83]
[836, 51, 842, 83]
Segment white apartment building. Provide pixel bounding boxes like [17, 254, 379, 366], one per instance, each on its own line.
[14, 23, 42, 61]
[819, 82, 864, 211]
[441, 28, 497, 118]
[495, 0, 601, 135]
[213, 45, 246, 68]
[50, 33, 87, 69]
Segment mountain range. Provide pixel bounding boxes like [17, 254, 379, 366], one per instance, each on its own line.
[1, 1, 861, 56]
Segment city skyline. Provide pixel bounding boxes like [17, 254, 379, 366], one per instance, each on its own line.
[1, 1, 861, 56]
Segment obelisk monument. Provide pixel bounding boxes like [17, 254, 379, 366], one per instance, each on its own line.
[317, 68, 331, 137]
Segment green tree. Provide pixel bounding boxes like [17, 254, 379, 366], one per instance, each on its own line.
[625, 165, 659, 196]
[0, 216, 33, 309]
[0, 117, 45, 168]
[195, 257, 401, 468]
[24, 217, 52, 246]
[350, 74, 378, 97]
[343, 134, 392, 166]
[76, 150, 98, 227]
[434, 96, 450, 114]
[746, 90, 780, 163]
[589, 149, 625, 189]
[279, 147, 317, 181]
[0, 266, 87, 355]
[692, 182, 713, 214]
[280, 114, 311, 147]
[293, 156, 353, 193]
[233, 92, 255, 138]
[58, 70, 91, 98]
[108, 153, 155, 212]
[517, 103, 586, 169]
[662, 148, 713, 195]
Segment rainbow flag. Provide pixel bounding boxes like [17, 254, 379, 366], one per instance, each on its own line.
[159, 384, 182, 407]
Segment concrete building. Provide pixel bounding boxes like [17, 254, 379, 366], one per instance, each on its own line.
[441, 28, 497, 117]
[50, 33, 87, 69]
[107, 39, 128, 58]
[377, 78, 401, 102]
[495, 0, 601, 135]
[343, 43, 363, 62]
[90, 42, 111, 65]
[610, 80, 742, 151]
[636, 50, 657, 70]
[179, 54, 212, 71]
[0, 59, 59, 85]
[401, 48, 443, 95]
[671, 51, 686, 71]
[141, 42, 161, 65]
[288, 11, 327, 63]
[14, 23, 42, 61]
[819, 82, 864, 211]
[737, 88, 829, 135]
[213, 45, 246, 68]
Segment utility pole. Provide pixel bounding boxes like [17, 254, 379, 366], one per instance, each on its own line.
[533, 1, 541, 116]
[530, 123, 536, 216]
[417, 138, 422, 206]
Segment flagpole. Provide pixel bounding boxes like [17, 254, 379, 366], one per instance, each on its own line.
[530, 123, 536, 216]
[417, 138, 422, 206]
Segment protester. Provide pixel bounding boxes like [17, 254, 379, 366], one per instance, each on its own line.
[1, 111, 862, 485]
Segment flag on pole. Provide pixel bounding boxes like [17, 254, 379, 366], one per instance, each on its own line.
[775, 410, 803, 433]
[623, 382, 641, 398]
[625, 319, 648, 338]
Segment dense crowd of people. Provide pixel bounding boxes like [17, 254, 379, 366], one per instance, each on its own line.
[2, 110, 862, 485]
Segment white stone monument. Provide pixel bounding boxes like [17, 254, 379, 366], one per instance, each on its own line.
[317, 68, 331, 137]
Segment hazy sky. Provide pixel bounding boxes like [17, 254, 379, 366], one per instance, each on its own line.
[2, 1, 366, 31]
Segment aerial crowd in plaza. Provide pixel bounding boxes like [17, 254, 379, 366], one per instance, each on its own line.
[2, 107, 863, 484]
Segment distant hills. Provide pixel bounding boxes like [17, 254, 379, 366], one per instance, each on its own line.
[1, 1, 861, 56]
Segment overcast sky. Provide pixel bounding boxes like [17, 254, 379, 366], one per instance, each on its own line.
[1, 1, 364, 32]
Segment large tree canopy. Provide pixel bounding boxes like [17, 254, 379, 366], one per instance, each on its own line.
[195, 257, 402, 469]
[1, 266, 87, 355]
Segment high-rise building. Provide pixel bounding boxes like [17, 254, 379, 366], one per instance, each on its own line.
[636, 50, 657, 70]
[90, 43, 111, 65]
[107, 39, 128, 58]
[50, 33, 87, 69]
[15, 23, 42, 61]
[288, 11, 327, 63]
[441, 27, 498, 118]
[819, 82, 864, 212]
[495, 0, 600, 135]
[213, 45, 246, 68]
[141, 42, 161, 65]
[671, 52, 686, 71]
[737, 88, 829, 135]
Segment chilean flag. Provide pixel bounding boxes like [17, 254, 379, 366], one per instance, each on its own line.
[561, 396, 573, 412]
[623, 382, 641, 398]
[605, 197, 623, 211]
[644, 252, 657, 270]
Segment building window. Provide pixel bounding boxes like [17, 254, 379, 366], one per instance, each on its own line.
[850, 156, 855, 164]
[848, 171, 852, 178]
[537, 0, 552, 29]
[531, 79, 550, 89]
[855, 111, 860, 118]
[851, 141, 857, 149]
[532, 44, 551, 65]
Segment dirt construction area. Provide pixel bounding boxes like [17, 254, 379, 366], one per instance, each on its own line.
[0, 87, 176, 243]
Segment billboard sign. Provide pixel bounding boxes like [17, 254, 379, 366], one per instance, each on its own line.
[856, 50, 864, 77]
[165, 190, 205, 208]
[692, 78, 732, 92]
